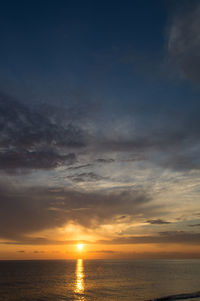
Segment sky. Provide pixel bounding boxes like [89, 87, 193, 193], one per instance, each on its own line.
[0, 0, 200, 259]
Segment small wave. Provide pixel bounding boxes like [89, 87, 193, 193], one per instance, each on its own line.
[148, 291, 200, 300]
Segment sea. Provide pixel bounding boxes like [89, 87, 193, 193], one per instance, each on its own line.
[0, 259, 200, 301]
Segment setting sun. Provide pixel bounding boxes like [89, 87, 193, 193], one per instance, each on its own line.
[77, 244, 83, 251]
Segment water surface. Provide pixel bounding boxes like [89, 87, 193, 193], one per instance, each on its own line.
[0, 259, 200, 300]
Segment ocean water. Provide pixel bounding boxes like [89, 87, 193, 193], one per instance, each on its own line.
[0, 259, 200, 301]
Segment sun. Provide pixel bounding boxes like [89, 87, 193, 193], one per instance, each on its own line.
[77, 243, 83, 251]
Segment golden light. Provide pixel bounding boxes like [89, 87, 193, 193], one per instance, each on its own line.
[77, 243, 83, 251]
[75, 259, 84, 295]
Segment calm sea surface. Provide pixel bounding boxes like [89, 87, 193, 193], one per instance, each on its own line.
[0, 259, 200, 300]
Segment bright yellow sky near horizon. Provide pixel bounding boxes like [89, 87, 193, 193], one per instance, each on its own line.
[1, 239, 200, 260]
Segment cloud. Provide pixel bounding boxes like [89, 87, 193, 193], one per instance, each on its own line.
[89, 250, 116, 253]
[1, 90, 200, 174]
[68, 172, 106, 182]
[146, 219, 171, 225]
[0, 151, 77, 171]
[0, 238, 90, 245]
[159, 149, 200, 171]
[67, 164, 92, 170]
[96, 125, 200, 171]
[0, 183, 153, 242]
[168, 1, 200, 84]
[96, 158, 115, 163]
[99, 231, 200, 245]
[5, 231, 200, 246]
[0, 92, 86, 172]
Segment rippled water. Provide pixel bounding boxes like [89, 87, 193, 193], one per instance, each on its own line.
[0, 259, 200, 300]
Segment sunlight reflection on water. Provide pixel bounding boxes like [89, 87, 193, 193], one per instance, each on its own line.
[0, 260, 200, 300]
[75, 259, 85, 299]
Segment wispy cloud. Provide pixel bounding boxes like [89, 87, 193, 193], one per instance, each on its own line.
[99, 231, 200, 245]
[168, 1, 200, 84]
[146, 219, 171, 225]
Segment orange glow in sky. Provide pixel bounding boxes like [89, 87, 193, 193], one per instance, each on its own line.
[77, 244, 84, 251]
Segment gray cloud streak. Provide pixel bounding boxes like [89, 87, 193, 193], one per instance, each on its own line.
[99, 231, 200, 245]
[146, 219, 171, 225]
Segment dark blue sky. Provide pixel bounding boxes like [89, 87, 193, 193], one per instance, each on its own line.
[0, 1, 167, 98]
[0, 1, 198, 114]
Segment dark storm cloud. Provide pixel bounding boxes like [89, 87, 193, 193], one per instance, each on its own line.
[0, 183, 153, 241]
[168, 1, 200, 84]
[146, 219, 171, 225]
[0, 92, 85, 171]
